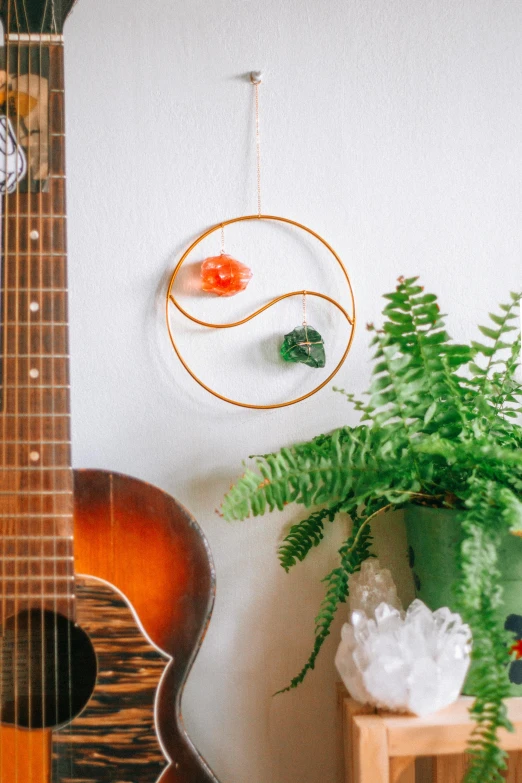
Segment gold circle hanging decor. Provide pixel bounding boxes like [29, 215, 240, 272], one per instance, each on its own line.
[165, 73, 356, 409]
[166, 213, 356, 410]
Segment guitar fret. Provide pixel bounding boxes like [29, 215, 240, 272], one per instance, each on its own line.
[1, 413, 70, 417]
[1, 288, 67, 292]
[0, 470, 71, 473]
[0, 556, 74, 561]
[0, 481, 72, 494]
[0, 557, 73, 562]
[2, 536, 73, 540]
[5, 252, 66, 257]
[1, 441, 71, 445]
[3, 575, 74, 581]
[0, 494, 72, 497]
[5, 594, 75, 599]
[0, 512, 74, 520]
[0, 440, 70, 453]
[0, 468, 71, 472]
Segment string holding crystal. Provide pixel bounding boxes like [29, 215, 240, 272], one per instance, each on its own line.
[199, 75, 267, 297]
[200, 217, 252, 296]
[280, 291, 326, 369]
[251, 71, 262, 216]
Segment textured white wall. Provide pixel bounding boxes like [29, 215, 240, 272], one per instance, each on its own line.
[63, 1, 522, 781]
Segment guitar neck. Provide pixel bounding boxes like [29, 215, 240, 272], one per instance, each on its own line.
[0, 41, 74, 620]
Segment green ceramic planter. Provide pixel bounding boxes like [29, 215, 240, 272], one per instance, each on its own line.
[404, 505, 522, 697]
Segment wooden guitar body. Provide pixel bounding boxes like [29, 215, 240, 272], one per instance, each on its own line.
[1, 469, 219, 783]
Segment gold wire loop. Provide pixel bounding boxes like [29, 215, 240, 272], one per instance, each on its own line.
[165, 214, 356, 409]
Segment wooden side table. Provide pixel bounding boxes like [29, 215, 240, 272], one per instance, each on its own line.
[338, 686, 522, 783]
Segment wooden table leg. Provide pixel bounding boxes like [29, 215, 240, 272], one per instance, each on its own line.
[433, 754, 467, 782]
[390, 756, 415, 783]
[343, 699, 375, 783]
[353, 715, 390, 783]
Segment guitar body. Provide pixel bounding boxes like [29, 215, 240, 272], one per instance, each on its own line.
[0, 469, 218, 783]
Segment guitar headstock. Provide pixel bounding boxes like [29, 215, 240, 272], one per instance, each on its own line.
[0, 0, 77, 35]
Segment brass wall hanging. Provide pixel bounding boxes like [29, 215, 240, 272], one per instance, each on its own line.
[166, 72, 356, 410]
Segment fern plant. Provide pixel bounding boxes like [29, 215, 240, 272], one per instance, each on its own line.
[222, 277, 522, 783]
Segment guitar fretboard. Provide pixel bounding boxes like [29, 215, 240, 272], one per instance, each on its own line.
[0, 43, 74, 620]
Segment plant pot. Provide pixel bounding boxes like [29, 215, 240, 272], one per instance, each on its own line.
[404, 505, 522, 697]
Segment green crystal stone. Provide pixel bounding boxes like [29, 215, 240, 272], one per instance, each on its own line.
[280, 325, 325, 369]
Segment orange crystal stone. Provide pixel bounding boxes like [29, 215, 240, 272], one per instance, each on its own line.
[200, 254, 252, 296]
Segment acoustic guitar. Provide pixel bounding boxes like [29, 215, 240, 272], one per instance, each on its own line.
[0, 2, 220, 781]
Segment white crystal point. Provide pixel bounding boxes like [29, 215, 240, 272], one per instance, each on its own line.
[336, 623, 373, 705]
[348, 558, 403, 619]
[336, 595, 472, 717]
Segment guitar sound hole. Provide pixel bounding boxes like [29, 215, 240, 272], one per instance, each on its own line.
[0, 609, 97, 729]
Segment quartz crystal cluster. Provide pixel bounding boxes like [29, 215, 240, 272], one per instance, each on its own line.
[348, 558, 403, 617]
[335, 559, 472, 716]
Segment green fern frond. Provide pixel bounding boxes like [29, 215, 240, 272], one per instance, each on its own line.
[456, 482, 514, 782]
[278, 502, 344, 572]
[369, 277, 471, 437]
[275, 506, 377, 695]
[471, 294, 521, 394]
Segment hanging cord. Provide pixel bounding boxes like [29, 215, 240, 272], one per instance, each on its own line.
[250, 71, 262, 216]
[301, 291, 310, 353]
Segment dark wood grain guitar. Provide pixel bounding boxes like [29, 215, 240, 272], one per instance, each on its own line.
[0, 2, 220, 781]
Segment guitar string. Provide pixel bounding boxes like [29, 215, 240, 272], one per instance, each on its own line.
[36, 5, 63, 777]
[56, 21, 76, 774]
[13, 5, 23, 778]
[36, 0, 54, 743]
[15, 1, 38, 774]
[6, 1, 25, 777]
[20, 7, 39, 777]
[36, 22, 45, 776]
[5, 13, 15, 774]
[44, 13, 75, 774]
[43, 15, 62, 773]
[0, 7, 12, 779]
[36, 5, 49, 774]
[39, 5, 65, 778]
[17, 3, 34, 776]
[39, 5, 69, 775]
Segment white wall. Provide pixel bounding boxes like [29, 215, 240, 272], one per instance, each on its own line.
[64, 1, 522, 781]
